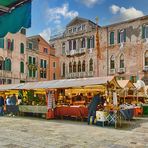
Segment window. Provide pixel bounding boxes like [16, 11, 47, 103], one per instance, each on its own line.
[20, 28, 26, 35]
[120, 54, 124, 68]
[142, 25, 148, 39]
[69, 29, 72, 34]
[20, 43, 24, 54]
[87, 37, 90, 48]
[130, 76, 137, 83]
[145, 51, 148, 66]
[40, 59, 43, 68]
[110, 56, 115, 69]
[33, 57, 36, 65]
[110, 32, 114, 45]
[78, 61, 81, 72]
[43, 48, 48, 53]
[0, 57, 4, 70]
[53, 62, 56, 68]
[29, 42, 33, 49]
[7, 79, 12, 84]
[7, 39, 14, 51]
[53, 73, 56, 80]
[62, 63, 65, 76]
[82, 24, 86, 30]
[89, 59, 93, 71]
[82, 60, 85, 72]
[40, 70, 46, 78]
[73, 27, 77, 32]
[5, 58, 11, 71]
[73, 40, 76, 50]
[90, 36, 94, 48]
[44, 60, 47, 68]
[20, 61, 24, 73]
[118, 29, 126, 43]
[81, 38, 85, 48]
[29, 56, 32, 64]
[77, 25, 82, 31]
[73, 62, 76, 73]
[62, 42, 65, 55]
[69, 40, 72, 51]
[0, 38, 4, 48]
[69, 62, 72, 73]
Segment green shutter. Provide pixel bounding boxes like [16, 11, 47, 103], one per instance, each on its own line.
[118, 31, 120, 43]
[40, 59, 43, 68]
[92, 36, 95, 48]
[110, 32, 114, 45]
[142, 25, 145, 39]
[29, 69, 32, 77]
[33, 57, 36, 64]
[8, 59, 11, 71]
[20, 62, 24, 73]
[29, 56, 32, 64]
[20, 43, 24, 54]
[11, 39, 14, 51]
[87, 38, 90, 48]
[33, 70, 36, 77]
[124, 29, 126, 42]
[0, 38, 4, 48]
[44, 60, 46, 68]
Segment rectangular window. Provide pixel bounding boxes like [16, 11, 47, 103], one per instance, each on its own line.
[33, 70, 36, 77]
[40, 59, 43, 68]
[7, 79, 12, 84]
[110, 32, 114, 45]
[142, 25, 148, 39]
[53, 62, 56, 68]
[33, 57, 36, 65]
[29, 56, 32, 64]
[29, 69, 32, 77]
[53, 73, 56, 80]
[0, 38, 4, 48]
[44, 60, 47, 68]
[43, 48, 48, 53]
[118, 29, 126, 43]
[29, 42, 33, 49]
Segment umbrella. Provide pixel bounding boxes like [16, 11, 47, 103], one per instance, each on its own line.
[0, 0, 31, 38]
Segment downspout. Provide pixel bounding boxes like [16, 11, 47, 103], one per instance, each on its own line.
[107, 27, 109, 76]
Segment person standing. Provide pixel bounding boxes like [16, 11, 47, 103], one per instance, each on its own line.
[0, 96, 4, 116]
[87, 93, 102, 125]
[11, 94, 17, 105]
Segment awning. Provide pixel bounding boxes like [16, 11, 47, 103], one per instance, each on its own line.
[117, 80, 135, 89]
[19, 76, 117, 90]
[0, 83, 24, 91]
[0, 0, 31, 37]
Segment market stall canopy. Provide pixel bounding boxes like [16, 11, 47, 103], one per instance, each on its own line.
[0, 83, 24, 91]
[18, 76, 119, 90]
[117, 80, 136, 89]
[0, 0, 31, 37]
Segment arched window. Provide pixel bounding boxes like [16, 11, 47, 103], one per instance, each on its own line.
[0, 56, 4, 70]
[110, 55, 115, 69]
[20, 43, 24, 54]
[82, 60, 85, 72]
[145, 51, 148, 66]
[73, 61, 76, 73]
[78, 61, 81, 72]
[5, 58, 11, 71]
[89, 58, 93, 71]
[20, 61, 24, 73]
[63, 63, 65, 76]
[81, 38, 85, 48]
[69, 62, 72, 73]
[73, 40, 76, 50]
[120, 54, 124, 68]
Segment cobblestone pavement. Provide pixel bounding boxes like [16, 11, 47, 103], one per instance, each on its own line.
[0, 116, 148, 148]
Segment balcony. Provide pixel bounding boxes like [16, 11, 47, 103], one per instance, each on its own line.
[143, 66, 148, 72]
[118, 67, 126, 74]
[0, 70, 12, 78]
[87, 71, 94, 77]
[109, 69, 116, 75]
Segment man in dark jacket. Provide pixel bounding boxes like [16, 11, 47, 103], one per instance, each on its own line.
[88, 93, 102, 124]
[0, 96, 4, 116]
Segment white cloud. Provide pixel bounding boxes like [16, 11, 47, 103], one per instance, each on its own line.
[77, 0, 103, 8]
[110, 5, 144, 22]
[46, 3, 79, 24]
[40, 27, 51, 41]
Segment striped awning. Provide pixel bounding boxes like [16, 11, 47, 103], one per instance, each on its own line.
[0, 0, 31, 37]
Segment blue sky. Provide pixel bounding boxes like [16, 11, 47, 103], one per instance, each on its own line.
[27, 0, 148, 40]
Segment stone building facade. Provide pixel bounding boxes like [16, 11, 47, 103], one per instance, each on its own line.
[50, 16, 148, 84]
[0, 29, 27, 84]
[26, 35, 59, 82]
[49, 17, 98, 79]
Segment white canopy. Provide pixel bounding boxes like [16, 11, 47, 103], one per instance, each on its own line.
[18, 76, 116, 90]
[0, 83, 24, 91]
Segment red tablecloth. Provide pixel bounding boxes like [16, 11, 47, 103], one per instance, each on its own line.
[55, 106, 88, 119]
[134, 107, 143, 116]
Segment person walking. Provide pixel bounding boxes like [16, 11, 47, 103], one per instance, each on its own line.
[0, 96, 4, 116]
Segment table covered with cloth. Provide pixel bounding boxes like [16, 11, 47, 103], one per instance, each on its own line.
[6, 105, 19, 114]
[120, 108, 134, 120]
[55, 106, 88, 119]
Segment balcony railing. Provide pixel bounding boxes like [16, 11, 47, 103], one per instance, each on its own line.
[87, 71, 94, 77]
[109, 69, 116, 75]
[143, 66, 148, 72]
[118, 67, 126, 74]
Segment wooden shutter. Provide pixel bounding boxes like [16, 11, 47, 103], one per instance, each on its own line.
[117, 31, 120, 43]
[142, 25, 145, 39]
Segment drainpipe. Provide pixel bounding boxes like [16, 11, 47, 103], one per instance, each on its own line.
[107, 27, 109, 76]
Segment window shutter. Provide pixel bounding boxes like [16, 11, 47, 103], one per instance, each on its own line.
[33, 70, 36, 77]
[33, 57, 36, 65]
[11, 39, 14, 51]
[92, 36, 95, 48]
[29, 70, 32, 77]
[20, 62, 24, 73]
[124, 29, 126, 42]
[0, 38, 4, 48]
[40, 59, 43, 68]
[87, 38, 90, 48]
[110, 32, 114, 45]
[44, 60, 46, 68]
[142, 25, 145, 39]
[20, 43, 24, 54]
[118, 31, 120, 43]
[8, 59, 11, 71]
[29, 56, 32, 64]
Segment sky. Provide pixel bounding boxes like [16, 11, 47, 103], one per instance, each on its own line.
[27, 0, 148, 41]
